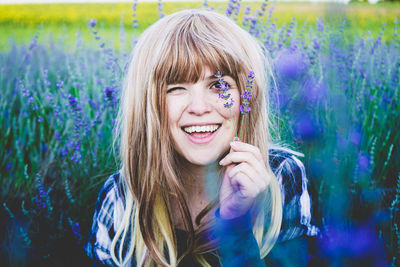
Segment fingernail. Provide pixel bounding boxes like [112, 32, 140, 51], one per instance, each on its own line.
[219, 159, 224, 165]
[230, 141, 237, 147]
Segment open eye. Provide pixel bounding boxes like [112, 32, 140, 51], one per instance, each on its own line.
[211, 81, 230, 91]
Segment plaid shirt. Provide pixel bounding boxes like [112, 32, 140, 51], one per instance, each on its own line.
[85, 149, 319, 266]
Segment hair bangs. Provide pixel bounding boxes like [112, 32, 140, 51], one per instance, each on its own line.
[156, 15, 243, 86]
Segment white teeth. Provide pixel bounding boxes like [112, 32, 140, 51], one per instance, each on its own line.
[183, 125, 219, 134]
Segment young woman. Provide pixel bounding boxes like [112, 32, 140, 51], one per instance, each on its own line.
[85, 9, 318, 267]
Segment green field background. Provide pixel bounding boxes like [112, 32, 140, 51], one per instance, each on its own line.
[1, 1, 400, 51]
[1, 1, 400, 265]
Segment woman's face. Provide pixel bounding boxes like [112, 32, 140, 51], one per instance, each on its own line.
[166, 67, 240, 166]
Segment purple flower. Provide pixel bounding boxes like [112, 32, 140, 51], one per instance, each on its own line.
[89, 18, 97, 28]
[350, 128, 362, 146]
[55, 130, 60, 140]
[219, 92, 231, 101]
[60, 147, 68, 158]
[274, 49, 307, 80]
[239, 105, 250, 114]
[34, 196, 46, 210]
[240, 70, 254, 115]
[318, 223, 387, 265]
[68, 217, 82, 244]
[241, 91, 252, 100]
[317, 18, 324, 32]
[215, 72, 234, 109]
[34, 174, 52, 215]
[224, 98, 234, 108]
[104, 86, 114, 101]
[38, 189, 47, 198]
[244, 6, 251, 15]
[68, 94, 77, 108]
[293, 112, 320, 141]
[132, 19, 138, 29]
[358, 153, 370, 170]
[313, 39, 320, 50]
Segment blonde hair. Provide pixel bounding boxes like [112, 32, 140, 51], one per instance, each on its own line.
[113, 9, 282, 266]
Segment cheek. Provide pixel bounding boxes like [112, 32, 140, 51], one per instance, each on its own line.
[216, 92, 241, 118]
[166, 99, 180, 125]
[230, 92, 241, 121]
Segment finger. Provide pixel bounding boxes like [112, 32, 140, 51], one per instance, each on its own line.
[230, 172, 261, 199]
[230, 141, 263, 162]
[228, 163, 269, 190]
[219, 151, 260, 169]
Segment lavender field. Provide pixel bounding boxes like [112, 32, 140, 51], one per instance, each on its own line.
[1, 1, 399, 266]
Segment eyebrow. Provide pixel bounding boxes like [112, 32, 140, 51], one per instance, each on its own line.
[202, 74, 218, 81]
[204, 74, 234, 81]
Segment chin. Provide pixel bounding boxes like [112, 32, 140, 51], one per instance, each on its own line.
[185, 153, 219, 166]
[185, 145, 230, 166]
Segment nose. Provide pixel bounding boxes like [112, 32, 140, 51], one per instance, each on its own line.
[187, 88, 213, 115]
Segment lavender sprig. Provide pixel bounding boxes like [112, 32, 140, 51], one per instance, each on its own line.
[214, 71, 254, 141]
[215, 71, 237, 139]
[238, 71, 254, 139]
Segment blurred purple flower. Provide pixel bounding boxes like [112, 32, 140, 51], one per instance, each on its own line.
[358, 153, 370, 170]
[274, 49, 308, 80]
[132, 19, 138, 29]
[70, 150, 82, 163]
[293, 112, 320, 141]
[89, 18, 97, 28]
[72, 82, 82, 88]
[68, 217, 82, 244]
[104, 86, 114, 101]
[244, 5, 251, 15]
[34, 196, 46, 210]
[313, 39, 320, 50]
[54, 130, 60, 140]
[350, 128, 362, 146]
[225, 8, 233, 17]
[303, 81, 326, 103]
[318, 223, 387, 266]
[68, 94, 77, 108]
[60, 147, 68, 158]
[317, 18, 324, 32]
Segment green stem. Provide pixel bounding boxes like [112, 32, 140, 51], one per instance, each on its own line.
[229, 108, 238, 140]
[239, 115, 244, 140]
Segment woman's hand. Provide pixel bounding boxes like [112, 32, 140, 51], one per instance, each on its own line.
[218, 141, 271, 220]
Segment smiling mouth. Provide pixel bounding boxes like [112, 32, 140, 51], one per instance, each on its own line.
[182, 124, 221, 135]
